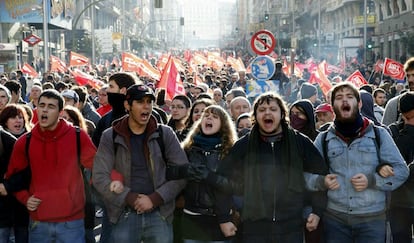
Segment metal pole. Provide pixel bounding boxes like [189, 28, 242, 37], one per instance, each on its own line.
[122, 0, 126, 52]
[43, 0, 49, 73]
[317, 0, 321, 60]
[363, 0, 367, 64]
[91, 5, 96, 65]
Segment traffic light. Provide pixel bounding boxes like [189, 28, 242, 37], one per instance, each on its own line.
[180, 17, 184, 26]
[367, 41, 373, 49]
[264, 13, 269, 21]
[154, 0, 162, 8]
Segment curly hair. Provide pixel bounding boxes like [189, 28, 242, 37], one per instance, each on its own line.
[252, 92, 289, 126]
[182, 105, 237, 158]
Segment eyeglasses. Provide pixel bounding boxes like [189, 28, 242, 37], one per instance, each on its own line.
[171, 105, 186, 110]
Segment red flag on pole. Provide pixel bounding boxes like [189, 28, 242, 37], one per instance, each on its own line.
[22, 63, 38, 78]
[157, 56, 185, 101]
[69, 51, 89, 66]
[50, 55, 68, 73]
[70, 69, 105, 89]
[374, 59, 384, 73]
[345, 70, 368, 87]
[308, 61, 333, 96]
[382, 58, 405, 80]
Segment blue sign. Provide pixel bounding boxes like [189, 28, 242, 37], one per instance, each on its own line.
[246, 80, 280, 98]
[250, 56, 276, 81]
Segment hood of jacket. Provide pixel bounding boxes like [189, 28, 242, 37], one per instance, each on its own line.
[31, 118, 75, 141]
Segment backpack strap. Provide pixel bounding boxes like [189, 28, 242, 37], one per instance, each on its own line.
[157, 126, 168, 164]
[372, 125, 381, 162]
[25, 132, 32, 164]
[321, 131, 329, 166]
[0, 130, 4, 159]
[75, 126, 81, 168]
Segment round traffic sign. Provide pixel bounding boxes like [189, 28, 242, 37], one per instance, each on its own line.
[250, 30, 276, 56]
[250, 55, 276, 80]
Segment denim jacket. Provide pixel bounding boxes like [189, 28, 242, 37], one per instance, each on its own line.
[314, 122, 409, 215]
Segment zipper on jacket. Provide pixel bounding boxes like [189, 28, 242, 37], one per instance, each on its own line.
[271, 141, 277, 222]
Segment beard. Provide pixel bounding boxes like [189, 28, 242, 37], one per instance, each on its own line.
[333, 104, 359, 123]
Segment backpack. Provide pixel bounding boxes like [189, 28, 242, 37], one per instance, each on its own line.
[388, 121, 404, 141]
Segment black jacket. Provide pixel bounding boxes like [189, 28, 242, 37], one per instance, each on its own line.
[0, 129, 29, 227]
[391, 124, 414, 208]
[183, 145, 223, 215]
[209, 128, 327, 227]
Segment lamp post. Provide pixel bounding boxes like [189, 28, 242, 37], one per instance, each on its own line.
[317, 0, 321, 60]
[43, 0, 49, 73]
[363, 0, 367, 64]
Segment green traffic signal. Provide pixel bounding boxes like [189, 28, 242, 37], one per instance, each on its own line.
[264, 13, 269, 21]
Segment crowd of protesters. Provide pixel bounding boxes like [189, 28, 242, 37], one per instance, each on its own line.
[0, 53, 412, 243]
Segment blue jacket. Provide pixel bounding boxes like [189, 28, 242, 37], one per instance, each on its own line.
[314, 121, 409, 215]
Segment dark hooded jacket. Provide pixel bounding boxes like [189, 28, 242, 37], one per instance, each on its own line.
[290, 99, 318, 141]
[360, 90, 381, 126]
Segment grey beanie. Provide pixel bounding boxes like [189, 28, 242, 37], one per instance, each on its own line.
[300, 83, 317, 99]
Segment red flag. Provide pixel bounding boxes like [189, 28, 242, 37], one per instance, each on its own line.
[157, 56, 185, 101]
[122, 52, 141, 73]
[22, 63, 38, 78]
[374, 59, 384, 73]
[70, 69, 104, 89]
[308, 61, 333, 96]
[383, 58, 405, 80]
[69, 51, 89, 66]
[345, 70, 368, 87]
[50, 55, 67, 73]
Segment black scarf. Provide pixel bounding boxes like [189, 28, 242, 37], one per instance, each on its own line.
[243, 124, 304, 221]
[334, 112, 364, 138]
[107, 93, 126, 119]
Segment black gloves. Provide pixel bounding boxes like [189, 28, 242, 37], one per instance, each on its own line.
[187, 164, 210, 181]
[166, 164, 190, 180]
[166, 163, 210, 182]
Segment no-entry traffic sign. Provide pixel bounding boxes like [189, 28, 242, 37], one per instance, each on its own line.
[250, 30, 276, 56]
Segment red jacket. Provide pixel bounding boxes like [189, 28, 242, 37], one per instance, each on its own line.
[6, 119, 96, 222]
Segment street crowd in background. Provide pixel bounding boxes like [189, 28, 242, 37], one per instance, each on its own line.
[0, 50, 412, 243]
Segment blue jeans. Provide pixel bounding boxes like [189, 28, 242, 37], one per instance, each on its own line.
[0, 226, 28, 243]
[0, 227, 11, 243]
[28, 219, 85, 243]
[110, 209, 172, 243]
[324, 216, 386, 243]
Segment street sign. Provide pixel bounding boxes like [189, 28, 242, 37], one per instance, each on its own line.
[250, 55, 275, 80]
[23, 34, 42, 46]
[250, 30, 276, 56]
